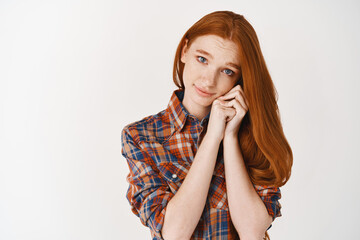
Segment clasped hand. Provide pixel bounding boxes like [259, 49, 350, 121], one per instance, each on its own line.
[207, 84, 249, 141]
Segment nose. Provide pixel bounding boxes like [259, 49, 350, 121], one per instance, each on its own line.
[201, 68, 217, 87]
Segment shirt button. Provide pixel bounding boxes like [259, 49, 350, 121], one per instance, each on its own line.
[172, 174, 177, 179]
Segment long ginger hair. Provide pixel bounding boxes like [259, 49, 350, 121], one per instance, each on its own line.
[172, 11, 293, 239]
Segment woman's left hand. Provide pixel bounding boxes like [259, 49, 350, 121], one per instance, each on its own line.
[217, 84, 249, 137]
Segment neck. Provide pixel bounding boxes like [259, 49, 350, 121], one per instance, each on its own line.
[182, 97, 211, 122]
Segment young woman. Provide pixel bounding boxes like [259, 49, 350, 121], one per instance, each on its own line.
[121, 11, 293, 240]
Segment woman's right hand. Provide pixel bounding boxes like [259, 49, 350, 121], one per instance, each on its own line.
[205, 98, 236, 142]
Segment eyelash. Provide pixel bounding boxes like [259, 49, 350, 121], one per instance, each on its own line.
[196, 56, 235, 76]
[197, 56, 207, 64]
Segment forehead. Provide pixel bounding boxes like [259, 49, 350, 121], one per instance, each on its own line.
[189, 34, 240, 59]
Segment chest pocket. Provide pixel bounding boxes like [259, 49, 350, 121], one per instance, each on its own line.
[157, 161, 188, 194]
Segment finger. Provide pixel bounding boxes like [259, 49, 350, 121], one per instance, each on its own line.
[223, 107, 236, 122]
[217, 101, 236, 121]
[225, 85, 241, 95]
[212, 99, 223, 106]
[219, 91, 248, 111]
[219, 84, 243, 98]
[222, 98, 246, 114]
[220, 86, 244, 99]
[225, 98, 248, 114]
[219, 87, 245, 101]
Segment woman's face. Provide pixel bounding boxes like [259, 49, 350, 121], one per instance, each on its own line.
[180, 34, 242, 115]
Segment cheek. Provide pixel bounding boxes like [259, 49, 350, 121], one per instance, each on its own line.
[182, 65, 194, 87]
[183, 63, 200, 81]
[182, 64, 189, 79]
[220, 80, 236, 92]
[187, 59, 205, 75]
[216, 81, 237, 96]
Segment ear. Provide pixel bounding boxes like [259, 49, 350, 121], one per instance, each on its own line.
[180, 38, 189, 64]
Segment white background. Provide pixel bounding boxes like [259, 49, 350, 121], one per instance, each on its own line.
[1, 0, 359, 239]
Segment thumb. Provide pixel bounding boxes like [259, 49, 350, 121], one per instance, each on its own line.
[224, 107, 236, 122]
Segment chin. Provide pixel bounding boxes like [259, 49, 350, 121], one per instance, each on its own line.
[192, 93, 214, 107]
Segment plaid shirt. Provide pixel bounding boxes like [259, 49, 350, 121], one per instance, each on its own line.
[121, 89, 282, 239]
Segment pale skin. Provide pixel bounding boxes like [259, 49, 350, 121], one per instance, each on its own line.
[161, 35, 272, 240]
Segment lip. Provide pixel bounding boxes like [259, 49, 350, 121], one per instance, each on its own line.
[194, 85, 215, 97]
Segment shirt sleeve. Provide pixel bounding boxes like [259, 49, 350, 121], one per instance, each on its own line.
[121, 127, 174, 240]
[253, 184, 282, 230]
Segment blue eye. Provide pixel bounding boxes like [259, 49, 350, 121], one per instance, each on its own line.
[197, 56, 207, 63]
[224, 69, 234, 76]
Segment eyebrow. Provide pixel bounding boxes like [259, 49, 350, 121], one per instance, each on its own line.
[195, 49, 241, 71]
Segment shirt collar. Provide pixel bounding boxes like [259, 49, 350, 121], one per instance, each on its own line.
[167, 89, 211, 132]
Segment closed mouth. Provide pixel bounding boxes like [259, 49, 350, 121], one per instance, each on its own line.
[195, 85, 214, 95]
